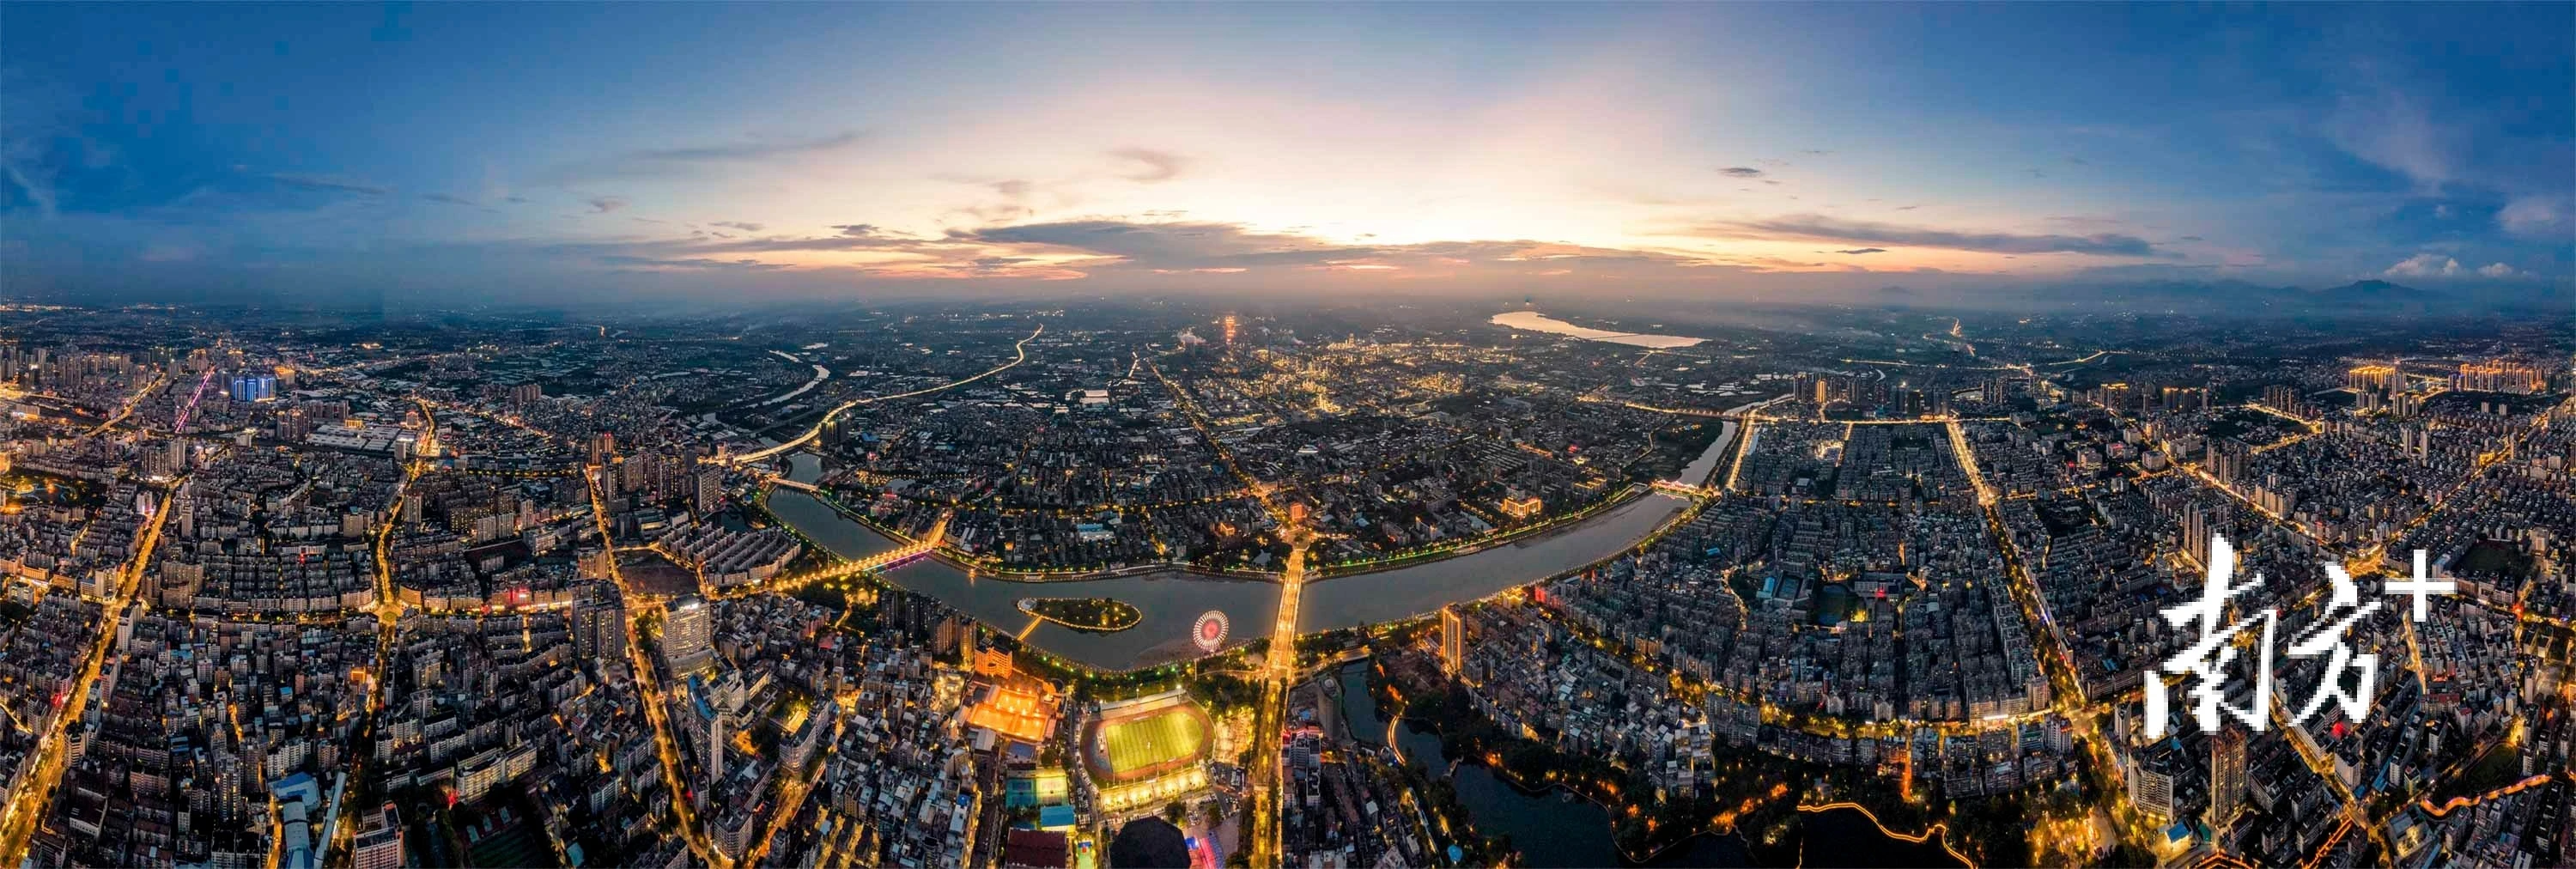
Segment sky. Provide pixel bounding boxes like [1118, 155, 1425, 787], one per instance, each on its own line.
[3, 3, 2570, 307]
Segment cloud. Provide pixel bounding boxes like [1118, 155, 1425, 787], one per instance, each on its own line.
[268, 173, 389, 196]
[963, 220, 1368, 269]
[2433, 204, 2456, 220]
[990, 179, 1031, 199]
[598, 255, 786, 270]
[1692, 214, 2171, 257]
[586, 196, 626, 213]
[503, 196, 529, 204]
[1108, 148, 1188, 182]
[2384, 257, 2524, 280]
[2324, 89, 2458, 188]
[2497, 195, 2566, 237]
[1717, 167, 1765, 178]
[1835, 248, 1886, 255]
[423, 192, 477, 206]
[2178, 235, 2205, 242]
[541, 131, 864, 183]
[2384, 253, 2460, 277]
[1894, 204, 1919, 211]
[711, 221, 764, 232]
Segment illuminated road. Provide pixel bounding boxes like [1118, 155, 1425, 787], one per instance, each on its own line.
[1247, 535, 1308, 866]
[79, 372, 172, 438]
[1145, 347, 1308, 866]
[729, 324, 1042, 466]
[0, 466, 189, 863]
[589, 466, 731, 869]
[1950, 418, 2149, 856]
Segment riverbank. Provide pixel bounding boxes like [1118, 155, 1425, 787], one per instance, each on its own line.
[762, 471, 1692, 670]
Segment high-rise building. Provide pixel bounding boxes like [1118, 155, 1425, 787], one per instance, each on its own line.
[352, 805, 404, 869]
[1439, 605, 1465, 678]
[2457, 359, 2544, 394]
[707, 708, 728, 793]
[573, 586, 628, 665]
[2182, 507, 2214, 567]
[2208, 441, 2245, 485]
[694, 465, 726, 516]
[2128, 756, 2174, 820]
[664, 596, 714, 675]
[2346, 364, 2398, 393]
[2210, 726, 2247, 830]
[2261, 384, 2300, 414]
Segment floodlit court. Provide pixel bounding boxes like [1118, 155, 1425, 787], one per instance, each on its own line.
[1084, 690, 1214, 787]
[1099, 709, 1206, 775]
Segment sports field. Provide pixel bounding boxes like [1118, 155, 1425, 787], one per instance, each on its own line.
[1085, 699, 1212, 783]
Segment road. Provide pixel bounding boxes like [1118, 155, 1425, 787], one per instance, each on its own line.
[0, 465, 190, 864]
[588, 463, 732, 869]
[730, 324, 1042, 465]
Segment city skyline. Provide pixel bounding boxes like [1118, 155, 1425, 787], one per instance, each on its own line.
[3, 3, 2571, 306]
[0, 5, 2573, 868]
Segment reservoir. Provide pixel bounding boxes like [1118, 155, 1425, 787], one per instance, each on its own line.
[1490, 311, 1704, 348]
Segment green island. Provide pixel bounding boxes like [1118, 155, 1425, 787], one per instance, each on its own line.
[1016, 597, 1143, 633]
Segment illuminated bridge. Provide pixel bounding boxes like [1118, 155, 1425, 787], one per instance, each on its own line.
[774, 509, 948, 589]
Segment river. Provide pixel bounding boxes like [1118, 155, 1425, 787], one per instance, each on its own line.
[1490, 311, 1704, 349]
[767, 454, 1691, 670]
[1674, 420, 1739, 488]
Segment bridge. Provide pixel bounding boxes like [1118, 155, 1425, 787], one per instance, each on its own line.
[772, 509, 947, 589]
[1649, 479, 1712, 497]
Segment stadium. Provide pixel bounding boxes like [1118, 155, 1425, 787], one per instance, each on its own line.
[1083, 690, 1214, 812]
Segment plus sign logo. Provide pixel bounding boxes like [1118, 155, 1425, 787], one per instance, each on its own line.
[2383, 549, 2456, 623]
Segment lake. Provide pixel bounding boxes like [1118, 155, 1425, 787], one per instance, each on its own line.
[1338, 663, 1756, 867]
[1336, 663, 1958, 868]
[1491, 311, 1705, 348]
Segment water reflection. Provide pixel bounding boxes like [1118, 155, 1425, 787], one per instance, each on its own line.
[767, 447, 1689, 670]
[1338, 664, 1753, 867]
[1490, 311, 1704, 348]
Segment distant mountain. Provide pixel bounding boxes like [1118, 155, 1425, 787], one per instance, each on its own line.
[2312, 279, 2429, 300]
[2043, 278, 2449, 317]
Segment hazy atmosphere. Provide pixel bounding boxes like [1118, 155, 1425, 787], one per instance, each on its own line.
[3, 3, 2569, 307]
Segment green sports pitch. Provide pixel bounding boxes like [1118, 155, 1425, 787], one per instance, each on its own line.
[1086, 702, 1212, 782]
